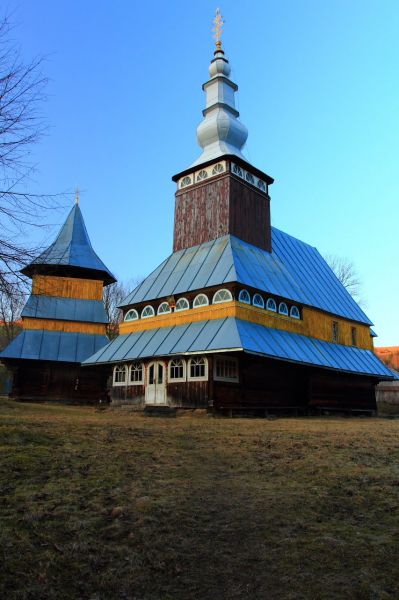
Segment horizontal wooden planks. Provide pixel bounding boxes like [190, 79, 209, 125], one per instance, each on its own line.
[23, 317, 106, 335]
[32, 275, 103, 300]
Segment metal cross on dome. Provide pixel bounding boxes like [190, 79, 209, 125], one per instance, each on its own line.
[212, 8, 224, 48]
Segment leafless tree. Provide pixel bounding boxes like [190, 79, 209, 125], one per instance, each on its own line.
[0, 15, 61, 296]
[103, 278, 143, 339]
[324, 253, 362, 302]
[0, 276, 27, 349]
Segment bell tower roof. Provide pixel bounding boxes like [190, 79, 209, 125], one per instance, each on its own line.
[21, 203, 116, 285]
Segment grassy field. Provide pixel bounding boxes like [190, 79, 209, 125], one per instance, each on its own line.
[1, 401, 399, 600]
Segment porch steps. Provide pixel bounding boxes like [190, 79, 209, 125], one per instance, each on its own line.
[144, 405, 177, 417]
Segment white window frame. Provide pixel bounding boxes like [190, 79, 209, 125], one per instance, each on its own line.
[180, 176, 192, 188]
[213, 355, 239, 383]
[212, 163, 224, 175]
[266, 298, 277, 312]
[141, 305, 155, 319]
[193, 293, 209, 308]
[175, 297, 190, 312]
[253, 293, 265, 309]
[212, 289, 233, 304]
[197, 169, 208, 182]
[124, 309, 139, 322]
[279, 302, 289, 316]
[157, 301, 171, 315]
[113, 365, 127, 386]
[290, 306, 300, 319]
[168, 358, 186, 382]
[238, 289, 251, 304]
[129, 362, 144, 385]
[187, 357, 208, 382]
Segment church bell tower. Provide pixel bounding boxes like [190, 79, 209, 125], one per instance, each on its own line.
[172, 11, 274, 253]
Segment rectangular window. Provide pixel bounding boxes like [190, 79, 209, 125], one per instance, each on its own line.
[332, 321, 338, 343]
[214, 357, 239, 382]
[351, 327, 357, 346]
[188, 357, 208, 381]
[129, 362, 143, 385]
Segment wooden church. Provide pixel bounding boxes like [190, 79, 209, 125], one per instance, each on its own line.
[84, 29, 396, 415]
[0, 198, 115, 402]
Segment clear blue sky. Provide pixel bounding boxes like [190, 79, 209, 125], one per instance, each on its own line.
[6, 0, 399, 346]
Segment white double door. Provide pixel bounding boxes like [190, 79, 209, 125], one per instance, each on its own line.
[145, 361, 167, 405]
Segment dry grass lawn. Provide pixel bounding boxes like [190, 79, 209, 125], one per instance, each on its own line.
[1, 400, 399, 600]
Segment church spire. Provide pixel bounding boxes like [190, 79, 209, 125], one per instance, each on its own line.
[190, 9, 248, 168]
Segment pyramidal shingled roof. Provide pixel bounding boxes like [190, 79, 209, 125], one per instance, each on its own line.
[21, 204, 116, 285]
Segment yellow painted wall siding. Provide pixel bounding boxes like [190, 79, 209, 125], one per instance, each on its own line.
[32, 275, 103, 300]
[23, 317, 106, 335]
[120, 301, 372, 350]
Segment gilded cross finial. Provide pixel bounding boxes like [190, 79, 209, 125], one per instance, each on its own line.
[212, 7, 224, 49]
[75, 187, 80, 205]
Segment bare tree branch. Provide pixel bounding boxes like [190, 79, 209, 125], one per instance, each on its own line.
[324, 253, 363, 303]
[103, 278, 143, 339]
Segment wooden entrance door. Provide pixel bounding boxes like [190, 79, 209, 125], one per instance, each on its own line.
[145, 361, 166, 405]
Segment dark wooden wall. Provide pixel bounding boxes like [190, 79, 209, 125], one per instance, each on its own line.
[173, 173, 271, 252]
[5, 360, 107, 403]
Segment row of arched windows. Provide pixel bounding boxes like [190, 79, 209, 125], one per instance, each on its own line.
[124, 288, 301, 322]
[238, 289, 301, 319]
[124, 289, 233, 322]
[113, 357, 209, 386]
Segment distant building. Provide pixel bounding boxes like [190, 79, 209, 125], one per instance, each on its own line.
[375, 347, 399, 371]
[84, 35, 396, 414]
[0, 203, 115, 402]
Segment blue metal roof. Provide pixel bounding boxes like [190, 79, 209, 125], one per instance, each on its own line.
[120, 231, 372, 325]
[0, 330, 109, 363]
[22, 295, 108, 323]
[21, 205, 116, 284]
[84, 317, 394, 380]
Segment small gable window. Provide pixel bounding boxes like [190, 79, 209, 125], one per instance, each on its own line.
[193, 293, 209, 308]
[113, 365, 127, 386]
[266, 298, 277, 312]
[279, 302, 288, 316]
[212, 163, 224, 175]
[257, 180, 266, 192]
[180, 176, 192, 188]
[238, 289, 251, 304]
[197, 169, 208, 182]
[141, 305, 155, 319]
[157, 302, 171, 315]
[332, 321, 339, 343]
[124, 309, 139, 322]
[175, 297, 190, 312]
[232, 164, 243, 177]
[290, 306, 300, 319]
[253, 293, 265, 309]
[129, 362, 143, 384]
[213, 289, 233, 304]
[351, 327, 357, 346]
[245, 172, 254, 184]
[188, 357, 208, 381]
[169, 358, 186, 381]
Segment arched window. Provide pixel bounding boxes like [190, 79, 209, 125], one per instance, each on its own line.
[180, 176, 192, 188]
[238, 289, 251, 304]
[113, 365, 127, 386]
[212, 163, 224, 175]
[193, 293, 209, 308]
[253, 293, 265, 308]
[279, 302, 289, 316]
[290, 306, 300, 319]
[188, 357, 208, 381]
[266, 298, 277, 312]
[168, 358, 186, 382]
[197, 169, 208, 182]
[157, 302, 171, 315]
[232, 164, 243, 177]
[212, 289, 233, 304]
[257, 180, 266, 192]
[141, 305, 155, 319]
[175, 297, 190, 312]
[129, 362, 143, 384]
[245, 172, 254, 184]
[124, 309, 139, 322]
